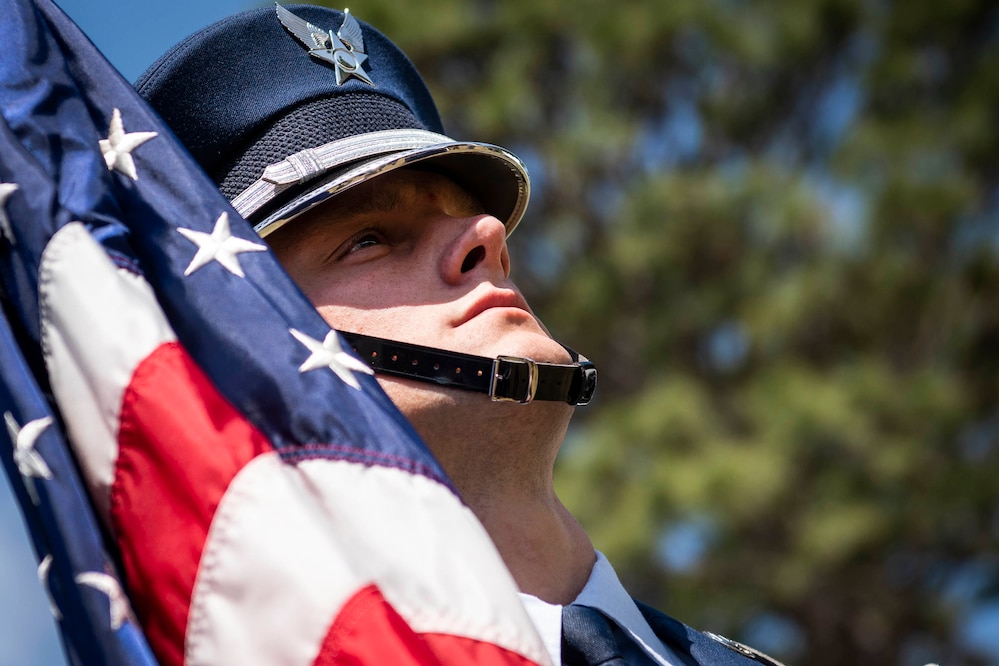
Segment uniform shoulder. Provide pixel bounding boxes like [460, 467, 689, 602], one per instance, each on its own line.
[633, 600, 790, 666]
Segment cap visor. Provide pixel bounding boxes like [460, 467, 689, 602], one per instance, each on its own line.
[251, 141, 530, 238]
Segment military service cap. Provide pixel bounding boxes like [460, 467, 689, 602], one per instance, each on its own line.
[136, 4, 530, 238]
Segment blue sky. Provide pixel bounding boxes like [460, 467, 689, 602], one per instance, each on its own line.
[0, 2, 257, 663]
[58, 0, 261, 82]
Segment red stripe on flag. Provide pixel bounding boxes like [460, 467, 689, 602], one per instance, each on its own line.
[111, 341, 272, 666]
[314, 585, 541, 666]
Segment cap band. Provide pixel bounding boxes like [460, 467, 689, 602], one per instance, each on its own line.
[231, 128, 452, 219]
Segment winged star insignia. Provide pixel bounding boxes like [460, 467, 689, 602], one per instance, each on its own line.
[276, 3, 374, 86]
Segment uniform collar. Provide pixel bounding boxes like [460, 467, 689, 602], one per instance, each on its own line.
[519, 551, 683, 666]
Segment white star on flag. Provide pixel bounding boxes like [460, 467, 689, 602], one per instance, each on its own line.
[6, 411, 53, 480]
[290, 328, 374, 390]
[0, 182, 18, 243]
[38, 555, 62, 620]
[99, 108, 157, 180]
[178, 212, 267, 278]
[76, 571, 131, 630]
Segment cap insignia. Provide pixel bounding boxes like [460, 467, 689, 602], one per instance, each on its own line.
[276, 3, 374, 86]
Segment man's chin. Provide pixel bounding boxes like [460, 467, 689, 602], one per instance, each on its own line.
[451, 311, 573, 365]
[477, 331, 574, 366]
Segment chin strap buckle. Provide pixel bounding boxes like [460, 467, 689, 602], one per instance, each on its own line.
[490, 356, 539, 404]
[574, 360, 598, 406]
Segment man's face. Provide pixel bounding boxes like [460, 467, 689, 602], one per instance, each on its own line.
[267, 168, 572, 376]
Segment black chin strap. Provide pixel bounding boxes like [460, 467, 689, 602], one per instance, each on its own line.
[340, 331, 597, 405]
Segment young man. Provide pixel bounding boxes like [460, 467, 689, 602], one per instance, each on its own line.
[138, 5, 782, 665]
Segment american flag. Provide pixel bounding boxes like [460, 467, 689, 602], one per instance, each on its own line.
[0, 0, 547, 664]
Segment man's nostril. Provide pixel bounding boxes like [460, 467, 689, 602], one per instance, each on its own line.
[461, 246, 486, 273]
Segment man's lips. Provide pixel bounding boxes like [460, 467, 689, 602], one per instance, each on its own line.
[456, 287, 532, 326]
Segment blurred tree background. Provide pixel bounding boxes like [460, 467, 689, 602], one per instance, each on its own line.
[323, 0, 999, 663]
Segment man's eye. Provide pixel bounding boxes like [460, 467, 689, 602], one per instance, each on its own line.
[350, 233, 381, 252]
[339, 229, 386, 258]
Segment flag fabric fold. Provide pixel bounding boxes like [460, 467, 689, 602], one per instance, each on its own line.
[0, 0, 547, 664]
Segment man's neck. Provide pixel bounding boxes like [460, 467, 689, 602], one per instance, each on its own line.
[399, 389, 594, 603]
[468, 488, 596, 605]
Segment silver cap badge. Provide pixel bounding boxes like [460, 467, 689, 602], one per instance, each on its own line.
[276, 3, 374, 86]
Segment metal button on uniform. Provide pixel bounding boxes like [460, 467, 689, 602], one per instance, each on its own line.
[704, 631, 789, 666]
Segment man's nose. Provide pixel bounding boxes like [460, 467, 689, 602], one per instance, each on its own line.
[443, 214, 511, 284]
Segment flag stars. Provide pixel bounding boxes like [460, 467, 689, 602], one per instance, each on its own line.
[0, 182, 18, 243]
[6, 412, 53, 505]
[76, 572, 131, 630]
[6, 411, 53, 481]
[38, 555, 61, 620]
[99, 108, 157, 180]
[290, 329, 373, 390]
[178, 212, 267, 278]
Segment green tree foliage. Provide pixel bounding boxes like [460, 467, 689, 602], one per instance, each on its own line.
[321, 0, 999, 662]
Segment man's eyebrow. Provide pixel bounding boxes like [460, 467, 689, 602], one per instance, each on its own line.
[322, 187, 406, 224]
[315, 175, 484, 227]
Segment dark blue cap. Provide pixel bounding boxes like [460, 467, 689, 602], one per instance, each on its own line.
[136, 4, 529, 237]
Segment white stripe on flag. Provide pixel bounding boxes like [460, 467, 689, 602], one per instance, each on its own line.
[186, 453, 547, 666]
[38, 221, 177, 522]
